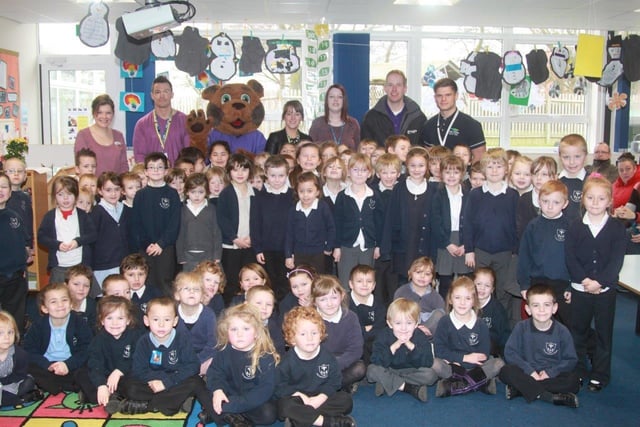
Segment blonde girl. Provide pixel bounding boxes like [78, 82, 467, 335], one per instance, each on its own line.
[205, 166, 228, 206]
[312, 275, 365, 391]
[509, 155, 533, 195]
[321, 156, 347, 207]
[0, 310, 41, 406]
[246, 285, 285, 354]
[198, 303, 279, 426]
[433, 276, 504, 397]
[195, 260, 226, 317]
[565, 176, 626, 391]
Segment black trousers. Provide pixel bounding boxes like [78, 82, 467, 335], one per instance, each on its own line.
[570, 289, 616, 385]
[262, 250, 289, 302]
[120, 375, 206, 416]
[499, 364, 580, 402]
[0, 270, 28, 334]
[29, 363, 79, 394]
[221, 248, 255, 306]
[278, 391, 353, 427]
[199, 389, 278, 426]
[144, 245, 177, 297]
[374, 259, 397, 307]
[341, 361, 366, 390]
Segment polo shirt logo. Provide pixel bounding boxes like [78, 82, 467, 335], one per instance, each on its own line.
[555, 228, 566, 242]
[544, 342, 558, 356]
[160, 197, 171, 209]
[468, 332, 479, 346]
[317, 364, 329, 379]
[449, 127, 461, 137]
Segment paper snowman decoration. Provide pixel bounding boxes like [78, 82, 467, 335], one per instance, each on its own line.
[209, 33, 238, 81]
[460, 52, 478, 94]
[502, 51, 526, 85]
[78, 1, 110, 48]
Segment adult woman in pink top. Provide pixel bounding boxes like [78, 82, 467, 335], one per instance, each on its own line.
[74, 94, 128, 175]
[309, 84, 360, 151]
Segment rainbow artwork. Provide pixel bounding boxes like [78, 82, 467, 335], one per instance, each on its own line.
[120, 60, 143, 78]
[119, 91, 145, 112]
[195, 69, 218, 89]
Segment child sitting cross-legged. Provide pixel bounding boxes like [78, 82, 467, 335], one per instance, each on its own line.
[498, 283, 580, 408]
[197, 303, 280, 427]
[366, 298, 446, 402]
[275, 306, 356, 427]
[117, 297, 206, 415]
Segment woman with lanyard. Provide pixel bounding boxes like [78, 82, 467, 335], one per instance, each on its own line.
[265, 100, 311, 155]
[309, 84, 360, 151]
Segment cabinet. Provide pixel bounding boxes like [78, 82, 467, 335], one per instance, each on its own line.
[24, 170, 49, 290]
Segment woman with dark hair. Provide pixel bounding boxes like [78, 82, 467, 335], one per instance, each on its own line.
[265, 100, 310, 155]
[74, 94, 128, 175]
[611, 152, 640, 210]
[309, 84, 360, 151]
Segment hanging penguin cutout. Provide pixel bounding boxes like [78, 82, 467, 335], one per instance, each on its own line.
[502, 50, 526, 85]
[78, 1, 110, 48]
[209, 32, 238, 81]
[264, 39, 301, 74]
[525, 49, 549, 85]
[550, 46, 571, 79]
[174, 27, 211, 76]
[597, 35, 623, 87]
[114, 17, 151, 65]
[474, 51, 502, 101]
[460, 52, 478, 94]
[239, 35, 266, 76]
[151, 31, 177, 59]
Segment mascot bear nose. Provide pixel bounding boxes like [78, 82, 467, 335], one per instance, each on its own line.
[232, 103, 246, 110]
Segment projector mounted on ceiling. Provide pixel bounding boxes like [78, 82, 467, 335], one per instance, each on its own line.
[121, 0, 196, 40]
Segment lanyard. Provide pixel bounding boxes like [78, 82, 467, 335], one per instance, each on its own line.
[153, 110, 174, 150]
[437, 109, 459, 147]
[329, 124, 345, 145]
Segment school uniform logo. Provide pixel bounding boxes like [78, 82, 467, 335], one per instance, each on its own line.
[482, 316, 492, 329]
[317, 364, 329, 379]
[468, 332, 479, 346]
[72, 336, 78, 346]
[168, 349, 178, 364]
[123, 344, 131, 359]
[9, 216, 21, 229]
[160, 197, 171, 209]
[242, 365, 255, 380]
[544, 342, 558, 356]
[570, 190, 582, 203]
[555, 228, 566, 242]
[368, 199, 376, 210]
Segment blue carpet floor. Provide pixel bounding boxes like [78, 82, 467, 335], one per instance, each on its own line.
[343, 292, 640, 427]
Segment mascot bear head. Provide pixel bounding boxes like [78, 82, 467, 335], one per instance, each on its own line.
[201, 79, 265, 136]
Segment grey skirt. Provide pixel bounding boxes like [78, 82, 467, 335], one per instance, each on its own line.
[436, 231, 472, 275]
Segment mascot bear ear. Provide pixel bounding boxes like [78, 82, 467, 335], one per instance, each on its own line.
[246, 79, 264, 98]
[202, 84, 221, 102]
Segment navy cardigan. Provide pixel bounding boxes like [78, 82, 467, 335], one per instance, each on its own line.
[333, 187, 384, 249]
[217, 184, 254, 246]
[430, 183, 469, 261]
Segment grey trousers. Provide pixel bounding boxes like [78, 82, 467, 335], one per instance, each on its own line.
[367, 358, 447, 396]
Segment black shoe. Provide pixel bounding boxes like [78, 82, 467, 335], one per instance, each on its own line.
[402, 383, 428, 402]
[504, 384, 522, 400]
[588, 380, 603, 392]
[122, 399, 148, 415]
[322, 415, 357, 427]
[198, 411, 216, 425]
[21, 388, 45, 403]
[481, 378, 497, 395]
[105, 395, 124, 414]
[223, 413, 253, 427]
[553, 392, 579, 408]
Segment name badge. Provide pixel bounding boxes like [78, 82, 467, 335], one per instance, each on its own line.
[150, 349, 162, 365]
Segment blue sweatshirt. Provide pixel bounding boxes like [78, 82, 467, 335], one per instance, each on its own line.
[130, 184, 181, 251]
[433, 312, 490, 370]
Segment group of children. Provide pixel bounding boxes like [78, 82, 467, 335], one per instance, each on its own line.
[0, 130, 630, 425]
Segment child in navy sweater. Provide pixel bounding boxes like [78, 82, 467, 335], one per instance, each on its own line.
[474, 267, 510, 357]
[198, 303, 279, 426]
[91, 172, 131, 286]
[367, 298, 445, 402]
[65, 264, 97, 330]
[75, 296, 144, 408]
[463, 148, 520, 327]
[246, 285, 286, 355]
[130, 153, 181, 296]
[565, 176, 626, 391]
[3, 158, 33, 256]
[173, 272, 217, 376]
[38, 175, 97, 284]
[312, 275, 365, 392]
[431, 155, 472, 298]
[558, 134, 589, 222]
[276, 306, 355, 427]
[24, 283, 92, 395]
[120, 253, 161, 315]
[348, 265, 386, 365]
[285, 172, 336, 275]
[518, 180, 572, 325]
[120, 297, 205, 415]
[250, 155, 295, 301]
[516, 156, 557, 239]
[334, 153, 384, 289]
[499, 284, 580, 407]
[195, 260, 226, 318]
[433, 277, 504, 397]
[217, 153, 256, 305]
[0, 172, 30, 334]
[278, 264, 316, 321]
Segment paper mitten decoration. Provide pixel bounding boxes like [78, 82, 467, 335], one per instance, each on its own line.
[474, 51, 502, 100]
[239, 36, 265, 75]
[114, 17, 151, 64]
[174, 26, 211, 76]
[622, 35, 640, 82]
[502, 50, 526, 85]
[525, 49, 549, 84]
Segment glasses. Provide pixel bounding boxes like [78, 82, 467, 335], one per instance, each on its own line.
[5, 169, 25, 174]
[146, 166, 166, 171]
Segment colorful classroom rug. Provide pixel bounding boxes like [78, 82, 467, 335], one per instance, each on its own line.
[0, 392, 203, 427]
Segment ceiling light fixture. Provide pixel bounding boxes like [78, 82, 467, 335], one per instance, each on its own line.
[393, 0, 460, 5]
